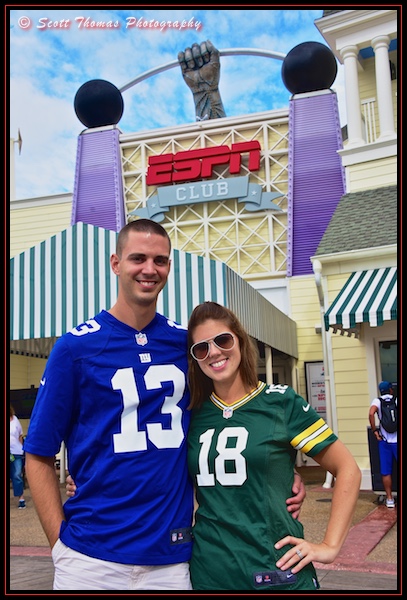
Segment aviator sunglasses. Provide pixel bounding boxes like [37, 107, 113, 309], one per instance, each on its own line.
[190, 332, 235, 361]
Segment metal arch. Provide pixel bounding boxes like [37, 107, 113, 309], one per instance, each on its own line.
[118, 48, 286, 93]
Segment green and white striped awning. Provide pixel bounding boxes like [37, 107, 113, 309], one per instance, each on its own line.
[10, 223, 298, 358]
[324, 267, 397, 334]
[10, 223, 226, 341]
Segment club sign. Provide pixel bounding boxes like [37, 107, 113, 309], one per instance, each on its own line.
[146, 141, 261, 185]
[130, 141, 283, 222]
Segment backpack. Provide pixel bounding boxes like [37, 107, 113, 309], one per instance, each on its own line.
[378, 395, 398, 433]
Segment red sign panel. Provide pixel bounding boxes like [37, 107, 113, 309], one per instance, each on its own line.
[146, 141, 261, 186]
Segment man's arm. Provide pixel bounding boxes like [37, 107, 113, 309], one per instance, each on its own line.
[25, 453, 65, 548]
[66, 472, 307, 520]
[369, 404, 382, 440]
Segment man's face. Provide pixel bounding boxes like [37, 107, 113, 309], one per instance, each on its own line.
[111, 230, 171, 307]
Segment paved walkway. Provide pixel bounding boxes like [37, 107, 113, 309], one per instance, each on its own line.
[8, 467, 400, 593]
[7, 552, 399, 593]
[8, 507, 399, 594]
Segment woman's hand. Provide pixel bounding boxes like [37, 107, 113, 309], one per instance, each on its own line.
[275, 535, 338, 573]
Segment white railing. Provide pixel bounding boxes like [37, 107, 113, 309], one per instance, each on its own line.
[361, 98, 377, 143]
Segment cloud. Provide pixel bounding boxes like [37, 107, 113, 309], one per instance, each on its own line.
[9, 8, 346, 200]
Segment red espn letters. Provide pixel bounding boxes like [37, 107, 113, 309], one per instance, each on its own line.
[146, 141, 261, 186]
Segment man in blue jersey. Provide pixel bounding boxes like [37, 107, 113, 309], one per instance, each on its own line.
[25, 220, 194, 590]
[25, 219, 305, 590]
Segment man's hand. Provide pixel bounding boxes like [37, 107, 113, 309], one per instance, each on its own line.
[66, 473, 77, 497]
[178, 40, 221, 94]
[178, 40, 226, 120]
[286, 472, 306, 520]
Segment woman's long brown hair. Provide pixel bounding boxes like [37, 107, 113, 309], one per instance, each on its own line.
[187, 302, 259, 410]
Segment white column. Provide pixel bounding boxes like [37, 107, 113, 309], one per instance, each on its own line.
[264, 345, 273, 385]
[10, 138, 16, 201]
[340, 45, 365, 147]
[59, 441, 66, 483]
[290, 357, 297, 391]
[372, 35, 396, 140]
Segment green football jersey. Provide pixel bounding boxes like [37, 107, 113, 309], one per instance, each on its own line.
[187, 382, 338, 591]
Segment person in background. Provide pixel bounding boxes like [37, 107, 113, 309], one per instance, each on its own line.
[24, 219, 305, 591]
[10, 404, 26, 509]
[369, 381, 398, 508]
[186, 301, 361, 591]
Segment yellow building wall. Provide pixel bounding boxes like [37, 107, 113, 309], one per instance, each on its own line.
[10, 355, 46, 435]
[290, 272, 377, 475]
[18, 419, 30, 437]
[10, 201, 72, 257]
[347, 157, 397, 192]
[10, 354, 46, 390]
[325, 273, 372, 473]
[289, 276, 323, 400]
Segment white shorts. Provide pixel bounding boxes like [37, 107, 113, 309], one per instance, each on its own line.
[51, 539, 192, 590]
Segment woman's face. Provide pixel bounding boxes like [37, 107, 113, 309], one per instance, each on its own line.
[191, 319, 241, 385]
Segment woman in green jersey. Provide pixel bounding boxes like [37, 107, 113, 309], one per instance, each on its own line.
[187, 301, 361, 591]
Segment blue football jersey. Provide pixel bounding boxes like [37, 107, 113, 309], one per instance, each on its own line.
[24, 310, 194, 565]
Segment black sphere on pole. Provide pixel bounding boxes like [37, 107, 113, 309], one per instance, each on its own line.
[74, 79, 124, 128]
[281, 41, 338, 95]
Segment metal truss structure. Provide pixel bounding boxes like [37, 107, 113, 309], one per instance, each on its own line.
[120, 110, 290, 281]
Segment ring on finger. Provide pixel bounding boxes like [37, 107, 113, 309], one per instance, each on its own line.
[296, 549, 304, 560]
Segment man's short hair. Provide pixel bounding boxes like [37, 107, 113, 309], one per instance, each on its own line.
[116, 219, 171, 256]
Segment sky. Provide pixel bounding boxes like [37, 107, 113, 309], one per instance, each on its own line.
[8, 7, 346, 201]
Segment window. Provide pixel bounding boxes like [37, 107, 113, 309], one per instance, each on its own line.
[379, 340, 397, 395]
